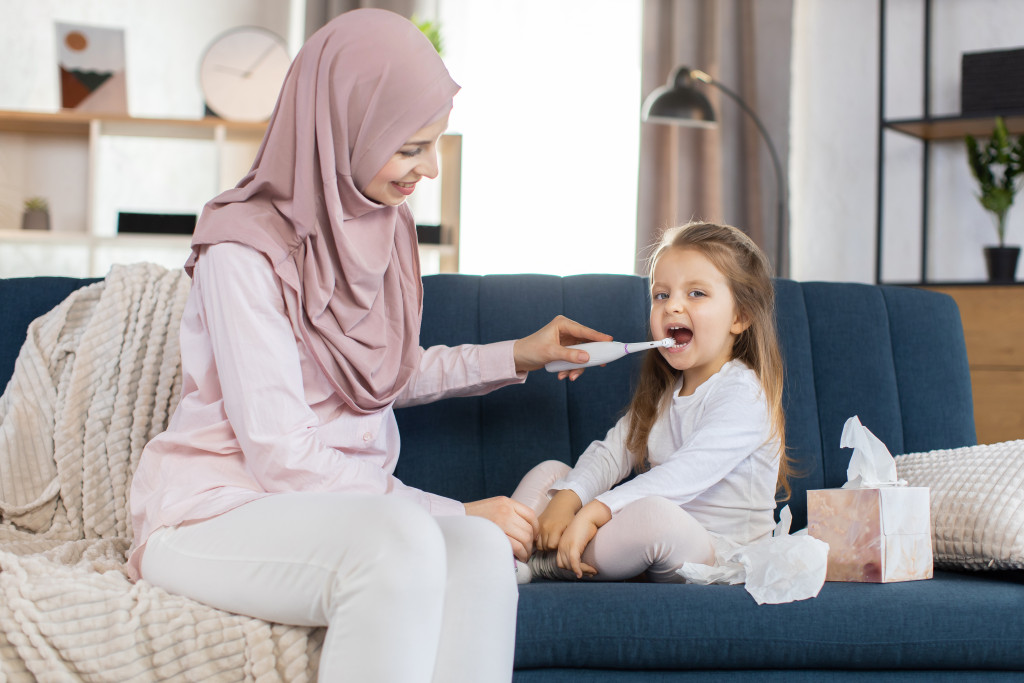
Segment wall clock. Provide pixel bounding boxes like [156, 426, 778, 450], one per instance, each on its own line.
[199, 26, 291, 122]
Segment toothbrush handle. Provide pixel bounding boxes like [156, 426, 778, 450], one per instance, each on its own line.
[545, 342, 627, 373]
[545, 358, 602, 372]
[544, 339, 672, 373]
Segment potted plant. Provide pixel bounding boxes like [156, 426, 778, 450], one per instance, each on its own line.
[21, 196, 50, 231]
[965, 117, 1023, 282]
[411, 16, 444, 56]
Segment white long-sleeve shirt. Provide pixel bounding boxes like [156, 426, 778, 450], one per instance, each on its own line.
[552, 360, 780, 547]
[127, 242, 525, 579]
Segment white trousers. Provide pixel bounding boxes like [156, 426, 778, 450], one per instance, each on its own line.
[141, 492, 517, 683]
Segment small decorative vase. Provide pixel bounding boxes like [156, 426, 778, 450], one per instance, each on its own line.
[983, 246, 1021, 283]
[21, 209, 50, 231]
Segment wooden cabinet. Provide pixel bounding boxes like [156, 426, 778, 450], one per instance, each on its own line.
[924, 285, 1024, 444]
[0, 110, 461, 277]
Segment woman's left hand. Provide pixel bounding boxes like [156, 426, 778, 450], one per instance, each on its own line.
[556, 500, 612, 578]
[465, 496, 539, 562]
[513, 315, 613, 380]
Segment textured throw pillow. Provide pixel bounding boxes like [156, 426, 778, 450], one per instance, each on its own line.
[895, 440, 1024, 570]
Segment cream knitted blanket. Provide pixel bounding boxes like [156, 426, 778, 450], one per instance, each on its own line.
[0, 263, 322, 682]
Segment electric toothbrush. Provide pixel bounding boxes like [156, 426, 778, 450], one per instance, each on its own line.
[545, 338, 675, 373]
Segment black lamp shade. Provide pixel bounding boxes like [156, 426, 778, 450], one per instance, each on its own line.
[641, 67, 717, 127]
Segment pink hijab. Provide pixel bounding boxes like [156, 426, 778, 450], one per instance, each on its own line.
[187, 9, 459, 415]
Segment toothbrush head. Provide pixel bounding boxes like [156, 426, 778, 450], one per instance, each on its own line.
[658, 337, 674, 348]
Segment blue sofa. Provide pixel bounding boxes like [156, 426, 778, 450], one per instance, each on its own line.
[2, 273, 1022, 681]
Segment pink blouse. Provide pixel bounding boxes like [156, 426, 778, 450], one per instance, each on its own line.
[127, 243, 525, 580]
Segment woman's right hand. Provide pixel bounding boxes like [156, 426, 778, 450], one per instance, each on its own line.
[465, 497, 539, 562]
[536, 489, 582, 551]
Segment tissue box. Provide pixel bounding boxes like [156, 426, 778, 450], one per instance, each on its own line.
[807, 487, 933, 583]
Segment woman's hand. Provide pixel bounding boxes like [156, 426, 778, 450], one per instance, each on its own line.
[513, 316, 613, 380]
[556, 500, 612, 579]
[536, 489, 582, 551]
[465, 496, 540, 562]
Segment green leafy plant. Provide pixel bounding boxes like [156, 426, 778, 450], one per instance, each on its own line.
[965, 117, 1024, 247]
[23, 196, 49, 212]
[411, 15, 444, 57]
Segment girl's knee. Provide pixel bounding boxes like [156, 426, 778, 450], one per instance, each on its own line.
[533, 459, 571, 478]
[623, 495, 686, 521]
[513, 460, 572, 510]
[618, 497, 712, 548]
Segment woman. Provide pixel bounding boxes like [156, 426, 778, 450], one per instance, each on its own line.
[127, 9, 609, 682]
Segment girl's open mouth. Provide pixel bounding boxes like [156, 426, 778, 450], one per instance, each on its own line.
[667, 325, 693, 349]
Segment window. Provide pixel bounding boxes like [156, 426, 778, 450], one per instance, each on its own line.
[431, 0, 642, 275]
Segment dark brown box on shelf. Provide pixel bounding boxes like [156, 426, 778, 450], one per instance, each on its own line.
[117, 212, 196, 235]
[961, 47, 1024, 114]
[416, 224, 442, 244]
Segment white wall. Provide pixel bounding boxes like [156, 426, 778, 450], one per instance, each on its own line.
[791, 0, 1024, 283]
[0, 0, 296, 117]
[1, 0, 641, 277]
[0, 1, 298, 258]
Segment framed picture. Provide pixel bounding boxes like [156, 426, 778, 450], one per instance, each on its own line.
[56, 22, 127, 113]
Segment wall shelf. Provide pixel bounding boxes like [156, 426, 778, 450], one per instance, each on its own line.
[885, 112, 1024, 140]
[0, 110, 267, 138]
[874, 0, 1022, 285]
[0, 110, 462, 277]
[0, 109, 267, 277]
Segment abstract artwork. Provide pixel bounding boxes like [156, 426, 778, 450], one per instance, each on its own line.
[56, 22, 127, 113]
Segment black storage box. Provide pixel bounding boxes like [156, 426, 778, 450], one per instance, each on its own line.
[961, 47, 1024, 115]
[416, 224, 442, 244]
[117, 212, 197, 235]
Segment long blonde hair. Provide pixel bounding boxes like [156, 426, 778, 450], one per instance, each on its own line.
[624, 221, 792, 500]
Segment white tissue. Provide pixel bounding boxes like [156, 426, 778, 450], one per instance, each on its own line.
[677, 506, 830, 605]
[840, 416, 904, 489]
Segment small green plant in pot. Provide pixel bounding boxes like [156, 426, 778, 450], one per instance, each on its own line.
[21, 196, 50, 231]
[965, 117, 1023, 282]
[411, 16, 444, 57]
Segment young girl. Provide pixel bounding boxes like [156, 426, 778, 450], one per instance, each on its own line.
[126, 10, 610, 683]
[513, 221, 791, 583]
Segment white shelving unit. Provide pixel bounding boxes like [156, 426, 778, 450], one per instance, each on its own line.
[0, 110, 265, 277]
[0, 109, 462, 277]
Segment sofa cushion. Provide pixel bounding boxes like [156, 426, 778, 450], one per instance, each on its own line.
[397, 275, 977, 532]
[514, 571, 1024, 672]
[396, 273, 651, 503]
[0, 276, 99, 392]
[897, 440, 1024, 570]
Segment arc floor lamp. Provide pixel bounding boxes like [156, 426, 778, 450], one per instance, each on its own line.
[641, 66, 787, 275]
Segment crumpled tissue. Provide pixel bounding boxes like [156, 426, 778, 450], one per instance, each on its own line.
[676, 505, 830, 604]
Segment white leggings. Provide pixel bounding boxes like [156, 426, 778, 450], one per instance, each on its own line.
[141, 492, 517, 683]
[512, 460, 715, 582]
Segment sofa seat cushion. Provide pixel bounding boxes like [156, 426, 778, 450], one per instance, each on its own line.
[514, 571, 1024, 672]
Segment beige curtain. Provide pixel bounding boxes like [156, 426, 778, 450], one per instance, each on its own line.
[636, 0, 793, 276]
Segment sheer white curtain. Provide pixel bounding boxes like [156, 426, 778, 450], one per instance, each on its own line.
[304, 1, 643, 276]
[434, 0, 642, 275]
